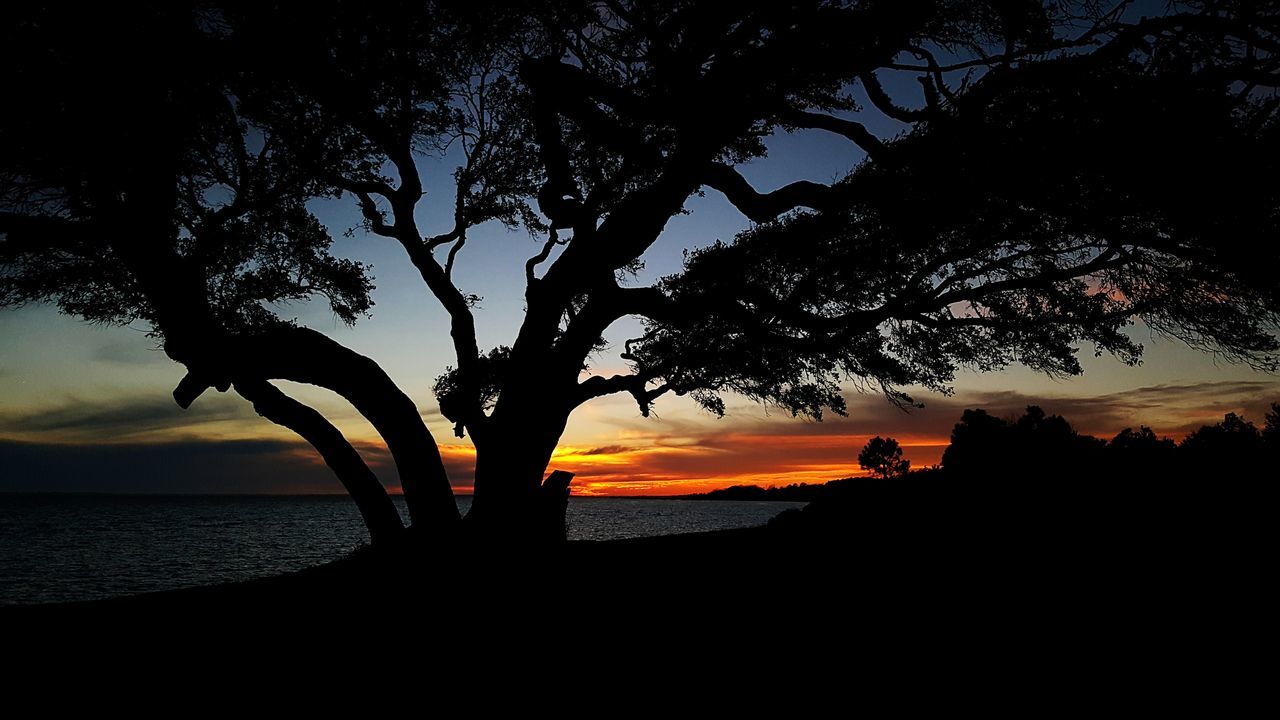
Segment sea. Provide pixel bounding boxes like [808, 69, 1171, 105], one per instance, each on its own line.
[0, 494, 804, 606]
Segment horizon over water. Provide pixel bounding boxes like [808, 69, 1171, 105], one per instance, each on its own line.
[0, 494, 803, 605]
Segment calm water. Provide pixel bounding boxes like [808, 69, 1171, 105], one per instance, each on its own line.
[0, 495, 803, 605]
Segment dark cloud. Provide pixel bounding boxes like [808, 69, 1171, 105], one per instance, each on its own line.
[0, 394, 255, 441]
[0, 437, 478, 494]
[565, 445, 637, 456]
[0, 438, 331, 493]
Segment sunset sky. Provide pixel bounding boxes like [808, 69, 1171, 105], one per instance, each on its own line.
[3, 75, 1278, 496]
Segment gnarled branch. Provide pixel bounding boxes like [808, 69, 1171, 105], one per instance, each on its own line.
[525, 228, 565, 286]
[576, 372, 670, 415]
[781, 110, 887, 160]
[859, 71, 931, 123]
[234, 377, 405, 544]
[703, 163, 837, 223]
[351, 189, 397, 237]
[175, 324, 461, 529]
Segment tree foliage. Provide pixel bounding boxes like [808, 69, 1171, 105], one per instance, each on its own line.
[859, 436, 910, 480]
[942, 406, 1107, 484]
[631, 5, 1280, 419]
[0, 6, 374, 333]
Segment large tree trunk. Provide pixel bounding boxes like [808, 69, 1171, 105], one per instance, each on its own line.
[467, 409, 574, 541]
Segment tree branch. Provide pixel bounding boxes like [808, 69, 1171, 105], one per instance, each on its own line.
[525, 228, 565, 286]
[233, 377, 405, 544]
[352, 189, 397, 238]
[366, 137, 487, 436]
[907, 44, 958, 105]
[576, 372, 669, 415]
[444, 232, 467, 280]
[703, 162, 837, 223]
[859, 71, 931, 122]
[0, 212, 87, 255]
[175, 325, 461, 529]
[781, 110, 887, 160]
[330, 175, 397, 200]
[928, 248, 1124, 308]
[556, 283, 679, 372]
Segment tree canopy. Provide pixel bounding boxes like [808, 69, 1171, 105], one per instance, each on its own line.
[2, 1, 1278, 540]
[859, 436, 910, 480]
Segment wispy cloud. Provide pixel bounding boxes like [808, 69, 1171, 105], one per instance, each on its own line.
[0, 394, 258, 442]
[932, 381, 1280, 436]
[0, 438, 333, 493]
[664, 379, 1280, 441]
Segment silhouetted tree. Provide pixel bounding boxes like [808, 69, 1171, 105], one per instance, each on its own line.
[859, 436, 910, 480]
[942, 405, 1105, 486]
[1263, 403, 1280, 450]
[1108, 426, 1176, 456]
[3, 2, 1280, 544]
[1180, 411, 1266, 479]
[1107, 425, 1178, 481]
[940, 408, 1010, 479]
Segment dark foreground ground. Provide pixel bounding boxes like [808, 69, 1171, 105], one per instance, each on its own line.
[3, 487, 1271, 700]
[4, 478, 1269, 695]
[6, 476, 1267, 626]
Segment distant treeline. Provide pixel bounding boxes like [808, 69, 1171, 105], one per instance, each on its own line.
[682, 483, 843, 502]
[686, 403, 1280, 501]
[744, 402, 1279, 559]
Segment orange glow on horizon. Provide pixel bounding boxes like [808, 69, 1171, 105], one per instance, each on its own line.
[530, 433, 947, 496]
[369, 433, 953, 496]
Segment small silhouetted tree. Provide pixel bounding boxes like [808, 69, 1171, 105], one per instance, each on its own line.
[3, 3, 1280, 545]
[859, 436, 910, 480]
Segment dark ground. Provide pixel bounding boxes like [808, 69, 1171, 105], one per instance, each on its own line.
[1, 487, 1267, 696]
